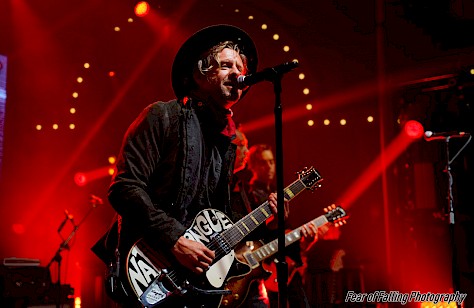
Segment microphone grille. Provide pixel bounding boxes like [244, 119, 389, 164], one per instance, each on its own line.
[424, 131, 434, 138]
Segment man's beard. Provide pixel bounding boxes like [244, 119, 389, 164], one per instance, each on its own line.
[221, 84, 240, 103]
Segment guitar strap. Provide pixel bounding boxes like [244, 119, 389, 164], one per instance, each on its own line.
[105, 216, 129, 302]
[91, 215, 128, 302]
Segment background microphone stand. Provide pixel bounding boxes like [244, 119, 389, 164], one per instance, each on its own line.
[46, 195, 103, 308]
[441, 135, 472, 293]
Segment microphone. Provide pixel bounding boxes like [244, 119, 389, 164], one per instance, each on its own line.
[237, 60, 299, 89]
[89, 194, 104, 205]
[424, 131, 471, 141]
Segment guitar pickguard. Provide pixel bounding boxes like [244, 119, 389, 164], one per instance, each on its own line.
[183, 209, 235, 288]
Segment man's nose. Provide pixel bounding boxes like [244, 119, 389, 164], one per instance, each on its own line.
[230, 65, 243, 77]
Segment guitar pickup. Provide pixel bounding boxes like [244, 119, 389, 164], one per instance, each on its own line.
[210, 233, 232, 256]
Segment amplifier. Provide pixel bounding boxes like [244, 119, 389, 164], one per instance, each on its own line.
[0, 265, 51, 299]
[0, 265, 74, 306]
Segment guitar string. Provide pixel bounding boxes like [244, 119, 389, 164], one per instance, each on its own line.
[252, 215, 329, 262]
[163, 215, 329, 287]
[218, 180, 305, 253]
[221, 180, 307, 248]
[223, 169, 321, 248]
[150, 175, 319, 288]
[212, 180, 308, 261]
[202, 180, 325, 262]
[159, 217, 337, 297]
[161, 213, 333, 287]
[208, 195, 278, 261]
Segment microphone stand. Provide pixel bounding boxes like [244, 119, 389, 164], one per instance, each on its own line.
[46, 196, 102, 308]
[248, 60, 298, 307]
[273, 74, 288, 308]
[442, 135, 471, 294]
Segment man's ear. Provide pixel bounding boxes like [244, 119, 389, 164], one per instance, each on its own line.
[192, 70, 206, 88]
[185, 70, 204, 95]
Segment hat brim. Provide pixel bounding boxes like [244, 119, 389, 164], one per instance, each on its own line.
[172, 24, 258, 98]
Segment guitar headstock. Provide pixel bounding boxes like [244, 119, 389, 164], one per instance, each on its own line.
[324, 204, 348, 226]
[297, 166, 323, 190]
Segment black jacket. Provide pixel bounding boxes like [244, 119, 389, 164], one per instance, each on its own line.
[108, 99, 237, 254]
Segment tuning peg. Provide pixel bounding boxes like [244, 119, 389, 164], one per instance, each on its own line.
[324, 204, 337, 212]
[296, 167, 307, 175]
[334, 219, 348, 227]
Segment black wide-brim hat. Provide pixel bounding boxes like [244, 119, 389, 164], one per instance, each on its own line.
[172, 24, 258, 98]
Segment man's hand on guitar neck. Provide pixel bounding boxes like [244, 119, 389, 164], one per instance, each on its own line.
[300, 222, 329, 253]
[171, 236, 215, 274]
[266, 192, 290, 230]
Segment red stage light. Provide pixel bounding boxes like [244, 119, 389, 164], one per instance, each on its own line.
[74, 166, 115, 186]
[74, 172, 87, 186]
[336, 124, 422, 209]
[134, 1, 150, 17]
[404, 120, 424, 139]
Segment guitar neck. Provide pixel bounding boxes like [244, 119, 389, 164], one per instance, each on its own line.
[252, 215, 329, 262]
[222, 178, 310, 248]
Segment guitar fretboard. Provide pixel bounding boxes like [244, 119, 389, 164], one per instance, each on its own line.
[221, 178, 312, 248]
[252, 215, 329, 262]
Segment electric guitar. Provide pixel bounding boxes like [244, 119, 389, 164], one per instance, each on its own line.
[122, 167, 323, 308]
[220, 205, 347, 307]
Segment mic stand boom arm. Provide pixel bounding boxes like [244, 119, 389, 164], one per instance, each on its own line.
[46, 196, 102, 308]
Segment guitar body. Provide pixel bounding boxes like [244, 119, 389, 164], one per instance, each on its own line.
[220, 241, 271, 307]
[219, 205, 347, 307]
[124, 209, 236, 308]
